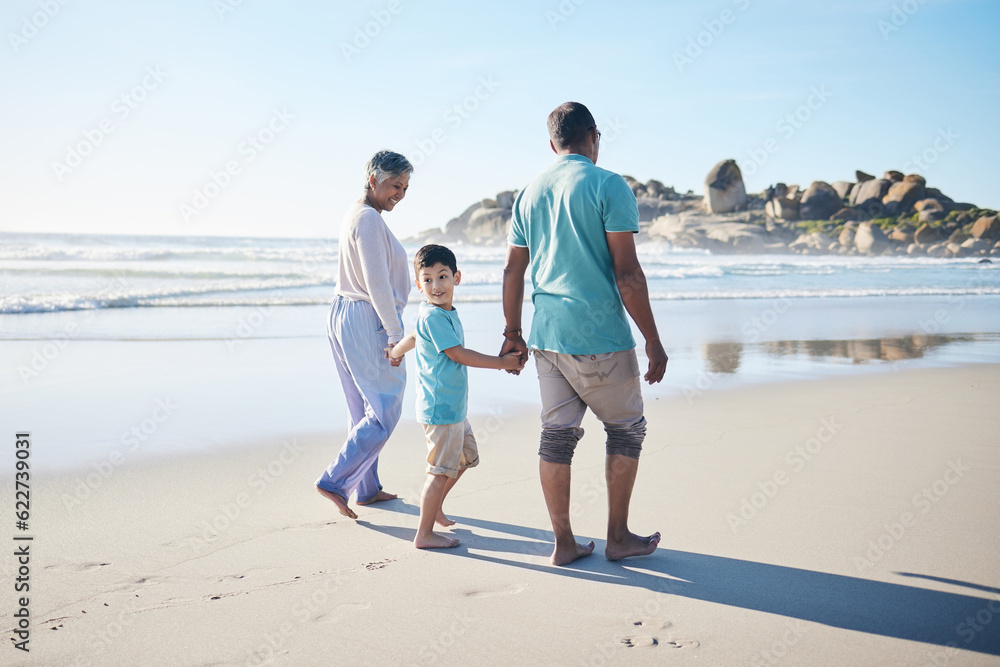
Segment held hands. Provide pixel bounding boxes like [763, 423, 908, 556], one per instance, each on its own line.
[499, 335, 528, 375]
[386, 331, 415, 366]
[384, 343, 402, 367]
[644, 339, 668, 384]
[499, 350, 525, 372]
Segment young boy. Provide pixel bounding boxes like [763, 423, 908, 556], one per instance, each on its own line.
[390, 244, 523, 549]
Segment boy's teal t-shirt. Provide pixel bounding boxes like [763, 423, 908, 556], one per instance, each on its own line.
[414, 301, 468, 425]
[508, 153, 639, 355]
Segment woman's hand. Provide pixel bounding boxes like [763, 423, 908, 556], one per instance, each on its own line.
[385, 343, 402, 367]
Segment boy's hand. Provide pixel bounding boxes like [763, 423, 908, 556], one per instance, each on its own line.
[499, 350, 525, 371]
[500, 336, 528, 375]
[385, 344, 403, 366]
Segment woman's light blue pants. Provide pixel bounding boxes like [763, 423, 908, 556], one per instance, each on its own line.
[315, 295, 406, 503]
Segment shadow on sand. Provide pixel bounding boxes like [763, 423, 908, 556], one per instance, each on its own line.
[362, 501, 999, 657]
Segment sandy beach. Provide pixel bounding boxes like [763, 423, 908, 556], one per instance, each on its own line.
[5, 363, 998, 666]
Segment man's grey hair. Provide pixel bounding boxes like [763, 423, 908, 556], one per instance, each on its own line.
[365, 150, 413, 189]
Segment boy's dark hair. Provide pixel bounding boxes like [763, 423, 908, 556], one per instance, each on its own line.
[414, 244, 458, 276]
[547, 101, 596, 150]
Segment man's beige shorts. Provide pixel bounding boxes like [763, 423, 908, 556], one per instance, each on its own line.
[534, 349, 644, 429]
[422, 419, 479, 478]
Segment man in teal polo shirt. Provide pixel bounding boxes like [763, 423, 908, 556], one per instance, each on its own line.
[501, 101, 668, 566]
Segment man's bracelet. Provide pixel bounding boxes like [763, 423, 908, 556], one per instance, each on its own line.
[502, 328, 522, 339]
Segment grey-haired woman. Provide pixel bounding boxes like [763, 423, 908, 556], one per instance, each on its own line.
[316, 150, 413, 519]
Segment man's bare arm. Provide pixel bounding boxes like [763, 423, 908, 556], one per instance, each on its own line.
[606, 231, 668, 384]
[500, 245, 531, 374]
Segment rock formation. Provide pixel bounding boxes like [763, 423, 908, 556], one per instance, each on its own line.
[408, 159, 997, 258]
[703, 159, 747, 213]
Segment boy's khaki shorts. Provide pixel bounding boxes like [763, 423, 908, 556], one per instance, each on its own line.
[422, 419, 479, 478]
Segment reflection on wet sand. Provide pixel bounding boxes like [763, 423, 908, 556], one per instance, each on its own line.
[702, 334, 982, 374]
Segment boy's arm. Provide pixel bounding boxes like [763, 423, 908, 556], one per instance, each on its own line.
[444, 345, 524, 371]
[388, 331, 416, 359]
[606, 231, 668, 384]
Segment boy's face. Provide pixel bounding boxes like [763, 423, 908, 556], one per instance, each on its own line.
[415, 262, 461, 309]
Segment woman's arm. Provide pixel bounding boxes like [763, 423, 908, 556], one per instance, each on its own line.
[354, 212, 405, 344]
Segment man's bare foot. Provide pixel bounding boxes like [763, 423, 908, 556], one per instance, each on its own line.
[551, 540, 595, 566]
[435, 511, 456, 527]
[316, 486, 357, 520]
[605, 531, 661, 561]
[356, 490, 398, 506]
[414, 532, 460, 549]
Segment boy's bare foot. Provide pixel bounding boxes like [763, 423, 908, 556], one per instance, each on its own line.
[435, 511, 456, 527]
[414, 532, 460, 549]
[356, 490, 397, 505]
[551, 540, 595, 566]
[605, 531, 661, 561]
[316, 487, 357, 520]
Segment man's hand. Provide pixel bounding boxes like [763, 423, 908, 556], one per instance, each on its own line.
[500, 336, 528, 375]
[644, 339, 668, 384]
[500, 350, 525, 371]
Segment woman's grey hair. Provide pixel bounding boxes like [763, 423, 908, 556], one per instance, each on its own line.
[365, 150, 413, 189]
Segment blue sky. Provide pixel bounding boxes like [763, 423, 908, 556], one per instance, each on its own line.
[1, 0, 998, 239]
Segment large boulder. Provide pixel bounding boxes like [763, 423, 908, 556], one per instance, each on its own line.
[961, 237, 991, 253]
[889, 225, 915, 244]
[915, 198, 946, 223]
[854, 222, 889, 255]
[850, 178, 891, 212]
[882, 181, 926, 216]
[636, 197, 677, 222]
[832, 181, 854, 200]
[704, 159, 748, 213]
[838, 222, 858, 247]
[496, 190, 516, 210]
[704, 223, 767, 253]
[790, 232, 834, 254]
[855, 170, 875, 182]
[765, 197, 799, 220]
[924, 187, 953, 204]
[799, 181, 843, 220]
[914, 223, 944, 245]
[884, 170, 904, 182]
[971, 215, 1000, 240]
[831, 207, 865, 222]
[644, 179, 673, 199]
[903, 173, 926, 187]
[464, 207, 511, 245]
[443, 202, 485, 238]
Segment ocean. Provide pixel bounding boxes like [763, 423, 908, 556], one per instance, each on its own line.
[3, 231, 1000, 319]
[3, 231, 999, 471]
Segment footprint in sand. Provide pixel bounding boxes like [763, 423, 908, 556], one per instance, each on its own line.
[364, 559, 395, 571]
[618, 619, 699, 651]
[465, 583, 528, 599]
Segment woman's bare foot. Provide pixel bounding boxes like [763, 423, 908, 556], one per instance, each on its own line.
[435, 511, 456, 527]
[551, 540, 595, 566]
[316, 487, 357, 520]
[356, 490, 398, 506]
[414, 532, 460, 549]
[605, 531, 661, 561]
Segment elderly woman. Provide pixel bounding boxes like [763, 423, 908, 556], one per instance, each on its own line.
[316, 150, 413, 519]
